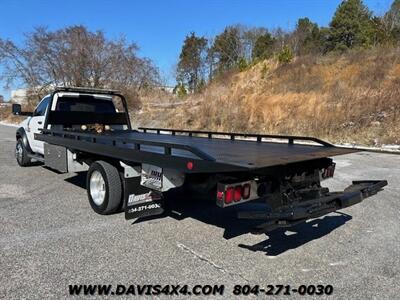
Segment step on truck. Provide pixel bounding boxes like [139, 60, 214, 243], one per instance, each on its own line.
[12, 87, 387, 233]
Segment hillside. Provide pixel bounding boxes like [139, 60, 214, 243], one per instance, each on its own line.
[136, 48, 400, 146]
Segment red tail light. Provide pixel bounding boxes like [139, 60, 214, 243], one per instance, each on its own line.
[216, 190, 224, 201]
[225, 187, 234, 204]
[217, 182, 253, 206]
[322, 163, 336, 179]
[242, 183, 251, 199]
[234, 185, 242, 202]
[186, 161, 194, 170]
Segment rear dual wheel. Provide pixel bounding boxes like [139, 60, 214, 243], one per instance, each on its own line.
[87, 161, 123, 214]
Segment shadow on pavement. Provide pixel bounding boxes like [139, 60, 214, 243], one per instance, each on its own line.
[136, 188, 353, 255]
[26, 161, 43, 167]
[237, 214, 352, 256]
[64, 174, 352, 255]
[64, 172, 87, 189]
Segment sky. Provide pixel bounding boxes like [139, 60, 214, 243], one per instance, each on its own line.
[0, 0, 393, 99]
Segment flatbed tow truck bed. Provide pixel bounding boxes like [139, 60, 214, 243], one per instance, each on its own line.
[36, 127, 356, 173]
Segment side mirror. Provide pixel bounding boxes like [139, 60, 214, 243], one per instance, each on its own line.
[12, 103, 33, 116]
[12, 104, 21, 115]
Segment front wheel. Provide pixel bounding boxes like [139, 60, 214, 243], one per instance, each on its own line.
[86, 160, 123, 214]
[15, 139, 32, 167]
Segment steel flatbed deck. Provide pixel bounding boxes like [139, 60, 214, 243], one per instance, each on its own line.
[36, 127, 357, 173]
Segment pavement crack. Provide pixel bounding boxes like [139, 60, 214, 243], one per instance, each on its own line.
[177, 242, 249, 282]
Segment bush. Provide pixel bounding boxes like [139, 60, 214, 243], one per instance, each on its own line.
[260, 63, 269, 79]
[278, 46, 294, 64]
[173, 83, 187, 98]
[237, 57, 249, 71]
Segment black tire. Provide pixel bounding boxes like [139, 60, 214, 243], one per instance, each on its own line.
[15, 138, 32, 167]
[86, 160, 122, 215]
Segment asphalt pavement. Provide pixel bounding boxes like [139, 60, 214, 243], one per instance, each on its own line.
[0, 123, 399, 299]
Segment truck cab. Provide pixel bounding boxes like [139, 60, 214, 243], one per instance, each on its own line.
[18, 96, 50, 155]
[13, 91, 119, 161]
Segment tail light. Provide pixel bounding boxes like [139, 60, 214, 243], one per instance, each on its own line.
[322, 163, 336, 179]
[242, 183, 251, 199]
[217, 181, 254, 207]
[234, 186, 242, 202]
[216, 190, 224, 202]
[225, 187, 234, 204]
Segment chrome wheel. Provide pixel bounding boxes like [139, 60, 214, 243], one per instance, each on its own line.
[90, 170, 106, 206]
[15, 142, 23, 162]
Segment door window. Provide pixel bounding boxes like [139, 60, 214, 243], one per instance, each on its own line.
[33, 96, 51, 116]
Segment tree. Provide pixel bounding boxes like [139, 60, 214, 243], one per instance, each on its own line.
[237, 25, 268, 61]
[384, 0, 400, 30]
[176, 32, 207, 93]
[0, 25, 160, 103]
[327, 0, 375, 51]
[293, 18, 322, 55]
[252, 32, 275, 61]
[210, 26, 242, 73]
[270, 27, 292, 53]
[383, 0, 400, 42]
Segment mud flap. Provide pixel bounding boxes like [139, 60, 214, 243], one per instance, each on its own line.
[238, 180, 387, 233]
[123, 177, 164, 220]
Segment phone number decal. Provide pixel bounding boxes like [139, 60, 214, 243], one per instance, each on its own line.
[127, 203, 161, 213]
[233, 284, 333, 296]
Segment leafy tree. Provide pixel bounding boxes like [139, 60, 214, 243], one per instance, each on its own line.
[294, 18, 322, 55]
[327, 0, 375, 51]
[252, 32, 275, 60]
[210, 26, 242, 73]
[370, 16, 395, 46]
[239, 25, 268, 61]
[270, 27, 292, 54]
[176, 32, 208, 93]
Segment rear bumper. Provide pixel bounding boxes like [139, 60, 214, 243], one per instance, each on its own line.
[238, 180, 388, 233]
[340, 180, 387, 208]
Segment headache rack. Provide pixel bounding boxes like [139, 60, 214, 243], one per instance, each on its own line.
[43, 87, 132, 131]
[138, 127, 335, 147]
[51, 86, 122, 95]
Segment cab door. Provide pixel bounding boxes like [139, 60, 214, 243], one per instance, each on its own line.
[27, 96, 50, 154]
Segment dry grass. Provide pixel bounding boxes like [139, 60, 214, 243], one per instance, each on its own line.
[0, 105, 25, 124]
[134, 47, 400, 146]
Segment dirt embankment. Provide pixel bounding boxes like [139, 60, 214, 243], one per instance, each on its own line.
[136, 47, 400, 146]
